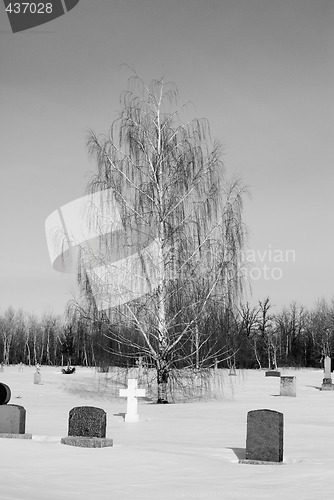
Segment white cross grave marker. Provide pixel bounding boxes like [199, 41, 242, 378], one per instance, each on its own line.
[119, 379, 146, 422]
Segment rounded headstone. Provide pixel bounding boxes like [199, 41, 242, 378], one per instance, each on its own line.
[0, 383, 11, 404]
[68, 406, 106, 438]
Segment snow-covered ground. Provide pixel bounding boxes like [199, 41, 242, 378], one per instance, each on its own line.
[0, 366, 333, 499]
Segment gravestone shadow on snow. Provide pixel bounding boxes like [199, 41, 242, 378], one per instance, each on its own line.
[113, 412, 126, 419]
[63, 380, 112, 400]
[227, 447, 246, 461]
[62, 374, 154, 402]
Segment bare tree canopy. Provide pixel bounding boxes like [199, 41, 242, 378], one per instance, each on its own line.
[73, 74, 247, 402]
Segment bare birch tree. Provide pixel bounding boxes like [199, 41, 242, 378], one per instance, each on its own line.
[237, 302, 261, 368]
[257, 297, 280, 370]
[75, 75, 247, 402]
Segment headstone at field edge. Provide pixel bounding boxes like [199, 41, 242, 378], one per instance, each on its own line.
[280, 376, 296, 397]
[324, 356, 331, 378]
[0, 383, 32, 439]
[240, 409, 284, 464]
[136, 356, 143, 379]
[34, 364, 41, 385]
[265, 370, 281, 377]
[321, 356, 334, 390]
[61, 406, 113, 448]
[119, 379, 146, 422]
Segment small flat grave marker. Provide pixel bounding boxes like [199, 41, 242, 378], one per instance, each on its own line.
[240, 409, 284, 464]
[265, 370, 281, 377]
[119, 379, 146, 422]
[61, 406, 113, 448]
[280, 376, 296, 397]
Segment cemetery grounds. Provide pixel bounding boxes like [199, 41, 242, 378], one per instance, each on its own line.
[0, 366, 333, 499]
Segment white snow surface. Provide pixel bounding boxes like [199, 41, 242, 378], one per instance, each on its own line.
[0, 366, 333, 500]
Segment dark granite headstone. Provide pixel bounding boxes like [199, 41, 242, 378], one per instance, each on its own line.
[62, 406, 112, 447]
[245, 409, 283, 463]
[68, 406, 106, 438]
[0, 383, 11, 404]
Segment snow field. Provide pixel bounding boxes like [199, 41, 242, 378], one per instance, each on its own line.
[0, 366, 333, 499]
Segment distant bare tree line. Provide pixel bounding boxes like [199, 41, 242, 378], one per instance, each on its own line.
[0, 297, 332, 369]
[0, 307, 95, 367]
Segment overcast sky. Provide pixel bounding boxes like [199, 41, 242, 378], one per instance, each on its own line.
[0, 0, 333, 316]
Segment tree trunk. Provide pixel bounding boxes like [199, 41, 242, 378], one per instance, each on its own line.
[83, 344, 88, 366]
[253, 338, 262, 369]
[25, 341, 31, 366]
[46, 331, 51, 365]
[156, 213, 169, 401]
[157, 361, 169, 403]
[272, 347, 278, 370]
[33, 336, 37, 365]
[229, 353, 237, 375]
[194, 323, 200, 369]
[3, 338, 11, 365]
